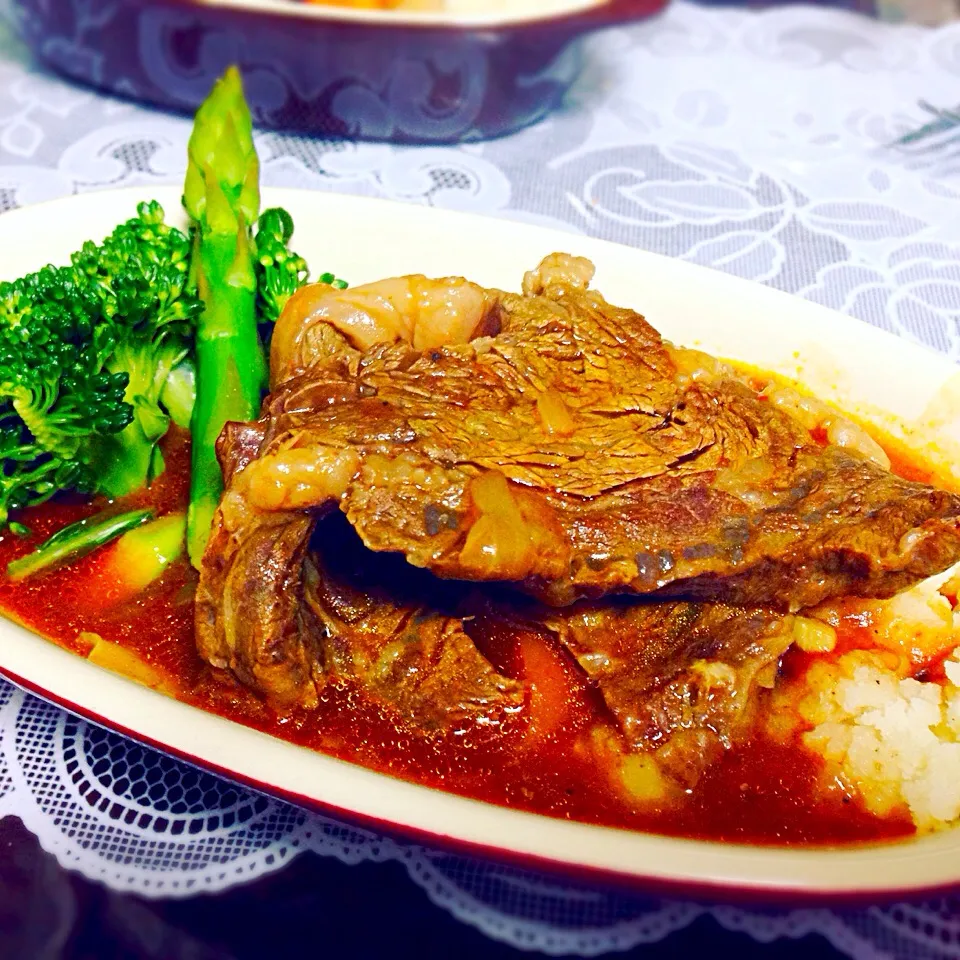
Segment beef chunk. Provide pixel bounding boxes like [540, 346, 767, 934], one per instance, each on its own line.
[212, 254, 960, 609]
[194, 253, 960, 768]
[198, 503, 787, 782]
[302, 520, 524, 733]
[196, 469, 524, 728]
[541, 601, 793, 786]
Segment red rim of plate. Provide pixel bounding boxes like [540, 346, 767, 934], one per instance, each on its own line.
[1, 662, 957, 907]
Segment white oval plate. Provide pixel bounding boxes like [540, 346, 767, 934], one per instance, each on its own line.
[3, 186, 960, 902]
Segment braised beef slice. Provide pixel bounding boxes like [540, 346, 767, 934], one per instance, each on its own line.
[219, 256, 960, 609]
[302, 516, 524, 733]
[199, 497, 788, 782]
[194, 253, 960, 763]
[196, 450, 524, 727]
[541, 602, 794, 786]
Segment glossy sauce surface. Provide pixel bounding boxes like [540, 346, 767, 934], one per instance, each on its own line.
[0, 429, 915, 847]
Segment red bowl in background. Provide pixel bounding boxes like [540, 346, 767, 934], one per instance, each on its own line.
[6, 0, 668, 143]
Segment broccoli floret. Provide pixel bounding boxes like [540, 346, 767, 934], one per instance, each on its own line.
[0, 200, 202, 524]
[253, 207, 310, 327]
[72, 200, 201, 493]
[253, 208, 350, 339]
[0, 418, 92, 523]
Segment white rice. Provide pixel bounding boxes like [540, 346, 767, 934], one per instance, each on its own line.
[796, 565, 960, 831]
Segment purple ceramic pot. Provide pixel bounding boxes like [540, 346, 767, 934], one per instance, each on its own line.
[7, 0, 668, 143]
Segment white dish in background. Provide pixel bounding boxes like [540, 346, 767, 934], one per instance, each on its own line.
[205, 0, 609, 28]
[2, 186, 960, 901]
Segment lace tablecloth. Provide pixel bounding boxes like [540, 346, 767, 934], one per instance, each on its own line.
[1, 2, 960, 956]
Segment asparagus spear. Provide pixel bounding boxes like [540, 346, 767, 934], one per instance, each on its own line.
[183, 66, 265, 568]
[7, 508, 153, 582]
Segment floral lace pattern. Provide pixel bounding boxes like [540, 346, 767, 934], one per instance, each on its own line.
[0, 2, 960, 955]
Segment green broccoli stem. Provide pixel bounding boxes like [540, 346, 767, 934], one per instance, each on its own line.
[7, 508, 153, 582]
[184, 66, 265, 568]
[94, 338, 188, 497]
[94, 424, 158, 501]
[160, 359, 196, 430]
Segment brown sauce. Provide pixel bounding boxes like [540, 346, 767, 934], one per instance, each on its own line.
[0, 429, 916, 847]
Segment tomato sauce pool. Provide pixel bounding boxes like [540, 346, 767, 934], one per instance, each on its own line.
[0, 429, 914, 847]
